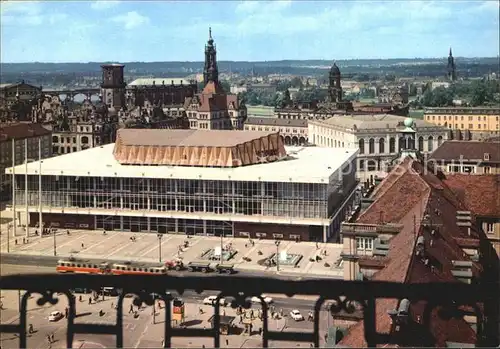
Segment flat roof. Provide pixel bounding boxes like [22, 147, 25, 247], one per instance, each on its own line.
[117, 129, 276, 147]
[6, 144, 358, 183]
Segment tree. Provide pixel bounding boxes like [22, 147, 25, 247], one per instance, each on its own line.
[290, 77, 303, 88]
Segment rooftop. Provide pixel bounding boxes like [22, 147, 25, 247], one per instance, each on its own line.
[340, 157, 495, 347]
[7, 143, 358, 183]
[311, 114, 440, 131]
[128, 78, 195, 87]
[0, 123, 51, 142]
[245, 116, 308, 128]
[430, 140, 500, 163]
[116, 129, 275, 147]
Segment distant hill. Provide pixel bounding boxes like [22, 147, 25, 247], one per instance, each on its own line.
[1, 57, 498, 74]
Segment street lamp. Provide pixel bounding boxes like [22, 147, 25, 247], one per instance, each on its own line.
[7, 224, 11, 253]
[275, 240, 281, 272]
[52, 224, 57, 256]
[157, 233, 163, 263]
[220, 231, 224, 264]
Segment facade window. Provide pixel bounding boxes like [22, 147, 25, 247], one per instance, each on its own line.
[484, 166, 491, 174]
[437, 136, 443, 147]
[486, 223, 494, 234]
[368, 138, 375, 154]
[399, 137, 406, 151]
[427, 136, 434, 152]
[389, 137, 396, 153]
[356, 237, 374, 252]
[379, 138, 385, 154]
[359, 159, 365, 170]
[367, 160, 376, 171]
[418, 136, 424, 151]
[462, 166, 475, 174]
[52, 136, 59, 143]
[358, 139, 365, 154]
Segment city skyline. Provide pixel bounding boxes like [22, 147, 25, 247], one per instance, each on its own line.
[1, 0, 499, 63]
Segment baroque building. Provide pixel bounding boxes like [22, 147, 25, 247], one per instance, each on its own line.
[184, 28, 247, 130]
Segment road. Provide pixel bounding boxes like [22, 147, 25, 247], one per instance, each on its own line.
[0, 253, 341, 281]
[1, 264, 323, 312]
[1, 264, 330, 349]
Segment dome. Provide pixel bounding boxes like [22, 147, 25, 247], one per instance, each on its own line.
[330, 62, 340, 74]
[404, 117, 414, 128]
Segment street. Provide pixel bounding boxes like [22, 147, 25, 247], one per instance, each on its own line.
[1, 264, 331, 348]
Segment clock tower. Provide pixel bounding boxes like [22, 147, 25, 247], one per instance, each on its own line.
[101, 64, 126, 110]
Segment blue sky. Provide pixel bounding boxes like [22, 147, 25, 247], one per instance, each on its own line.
[1, 1, 499, 63]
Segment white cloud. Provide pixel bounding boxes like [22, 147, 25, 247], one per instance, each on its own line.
[90, 1, 121, 11]
[0, 1, 69, 26]
[111, 11, 150, 30]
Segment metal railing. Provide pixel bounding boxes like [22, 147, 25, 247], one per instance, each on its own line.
[0, 274, 497, 348]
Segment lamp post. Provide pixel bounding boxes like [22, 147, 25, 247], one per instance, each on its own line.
[220, 231, 224, 264]
[52, 224, 56, 256]
[7, 224, 11, 253]
[275, 240, 281, 272]
[157, 233, 163, 263]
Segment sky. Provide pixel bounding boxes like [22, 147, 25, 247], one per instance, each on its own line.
[1, 0, 499, 63]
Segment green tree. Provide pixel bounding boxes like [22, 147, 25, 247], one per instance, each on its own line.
[290, 77, 303, 88]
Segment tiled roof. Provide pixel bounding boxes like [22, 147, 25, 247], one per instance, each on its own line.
[245, 117, 307, 128]
[128, 78, 194, 86]
[430, 140, 500, 163]
[340, 157, 487, 347]
[443, 174, 500, 217]
[0, 123, 51, 142]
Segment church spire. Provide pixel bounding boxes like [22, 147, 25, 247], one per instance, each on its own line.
[447, 47, 456, 82]
[203, 27, 219, 86]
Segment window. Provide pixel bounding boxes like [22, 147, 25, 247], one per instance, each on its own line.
[462, 166, 475, 174]
[358, 139, 365, 154]
[427, 136, 434, 152]
[379, 138, 385, 153]
[239, 232, 250, 237]
[418, 136, 424, 151]
[255, 233, 267, 238]
[389, 137, 396, 153]
[356, 237, 374, 252]
[368, 138, 375, 154]
[273, 233, 284, 239]
[484, 166, 491, 174]
[359, 159, 365, 170]
[437, 136, 443, 147]
[52, 136, 59, 143]
[485, 223, 494, 234]
[72, 147, 77, 152]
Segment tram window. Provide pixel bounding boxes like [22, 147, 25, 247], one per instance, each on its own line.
[150, 269, 154, 273]
[77, 264, 81, 267]
[93, 265, 98, 268]
[133, 268, 137, 271]
[71, 264, 76, 267]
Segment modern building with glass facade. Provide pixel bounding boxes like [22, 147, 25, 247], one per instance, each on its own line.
[6, 129, 359, 242]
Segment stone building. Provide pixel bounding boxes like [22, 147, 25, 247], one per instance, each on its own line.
[243, 117, 308, 145]
[0, 123, 52, 199]
[424, 106, 500, 140]
[309, 115, 450, 181]
[429, 140, 500, 174]
[0, 82, 42, 122]
[184, 28, 247, 130]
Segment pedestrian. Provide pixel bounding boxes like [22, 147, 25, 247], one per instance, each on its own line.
[28, 324, 33, 334]
[15, 239, 17, 245]
[0, 301, 3, 310]
[64, 307, 68, 318]
[129, 304, 133, 314]
[259, 327, 262, 335]
[51, 333, 55, 342]
[161, 339, 164, 347]
[79, 295, 82, 302]
[226, 339, 229, 346]
[111, 302, 114, 309]
[88, 297, 92, 305]
[81, 243, 84, 249]
[47, 334, 51, 344]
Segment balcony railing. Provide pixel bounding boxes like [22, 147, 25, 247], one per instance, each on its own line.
[1, 274, 497, 348]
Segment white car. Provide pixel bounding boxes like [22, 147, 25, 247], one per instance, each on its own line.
[48, 311, 63, 322]
[290, 310, 304, 321]
[251, 295, 273, 304]
[203, 296, 227, 306]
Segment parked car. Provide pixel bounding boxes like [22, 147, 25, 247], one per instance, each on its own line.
[290, 310, 304, 321]
[251, 295, 273, 304]
[203, 296, 227, 306]
[48, 311, 63, 322]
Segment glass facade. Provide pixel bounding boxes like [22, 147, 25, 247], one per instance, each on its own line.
[14, 175, 335, 220]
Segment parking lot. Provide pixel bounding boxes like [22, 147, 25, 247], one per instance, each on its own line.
[1, 214, 344, 278]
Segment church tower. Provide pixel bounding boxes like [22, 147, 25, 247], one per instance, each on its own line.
[203, 28, 219, 86]
[101, 64, 126, 109]
[447, 47, 457, 81]
[328, 62, 343, 103]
